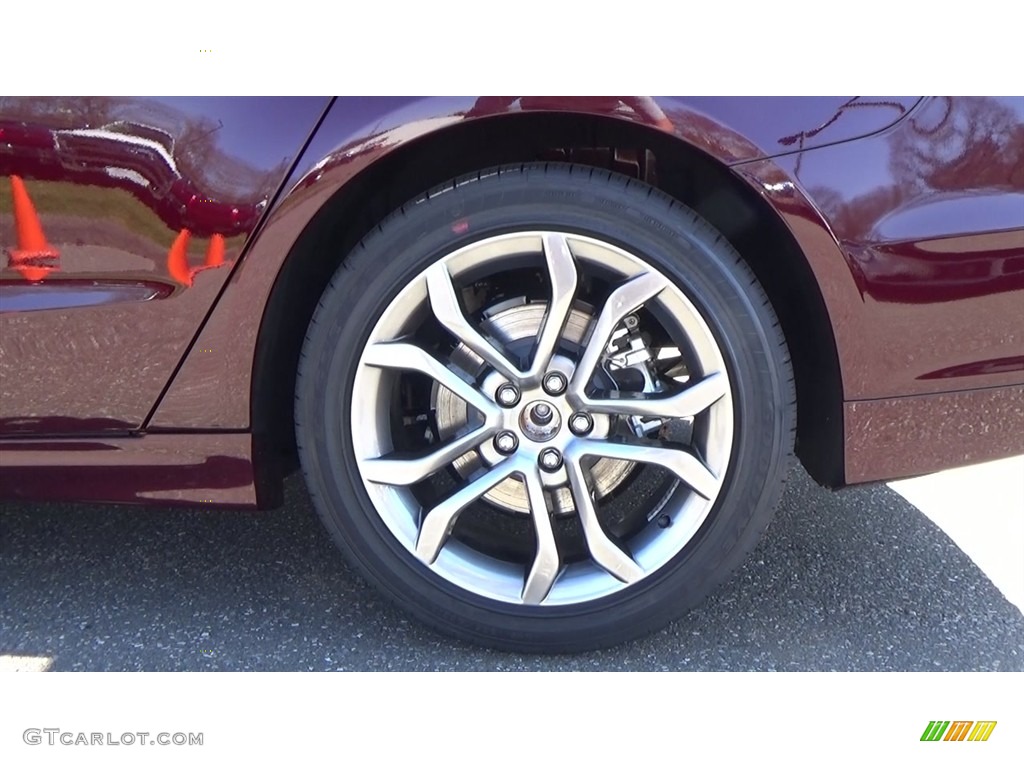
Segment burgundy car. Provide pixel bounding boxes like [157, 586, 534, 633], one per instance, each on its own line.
[1, 96, 1022, 652]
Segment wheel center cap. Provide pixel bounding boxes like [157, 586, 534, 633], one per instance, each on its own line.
[520, 400, 561, 442]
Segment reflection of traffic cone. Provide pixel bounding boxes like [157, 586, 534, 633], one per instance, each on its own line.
[204, 233, 225, 267]
[15, 265, 52, 282]
[166, 229, 192, 286]
[8, 175, 60, 282]
[9, 176, 59, 263]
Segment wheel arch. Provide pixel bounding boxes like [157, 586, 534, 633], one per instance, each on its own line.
[96, 108, 823, 505]
[242, 112, 846, 496]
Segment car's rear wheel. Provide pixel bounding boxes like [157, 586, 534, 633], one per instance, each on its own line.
[296, 164, 794, 652]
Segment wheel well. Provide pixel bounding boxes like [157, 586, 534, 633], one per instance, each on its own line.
[252, 112, 845, 492]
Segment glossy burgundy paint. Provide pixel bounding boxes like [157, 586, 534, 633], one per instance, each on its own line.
[1, 118, 262, 237]
[845, 386, 1024, 483]
[740, 95, 1024, 400]
[0, 97, 329, 435]
[1, 96, 1022, 507]
[150, 95, 920, 430]
[0, 433, 257, 506]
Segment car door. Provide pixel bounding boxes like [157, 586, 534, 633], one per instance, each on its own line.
[0, 97, 329, 435]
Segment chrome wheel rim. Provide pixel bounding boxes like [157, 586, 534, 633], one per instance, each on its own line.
[351, 231, 733, 606]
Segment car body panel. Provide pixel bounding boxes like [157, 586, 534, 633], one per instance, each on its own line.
[0, 96, 329, 435]
[149, 95, 920, 430]
[0, 432, 257, 506]
[845, 385, 1024, 483]
[2, 96, 1022, 506]
[740, 95, 1024, 400]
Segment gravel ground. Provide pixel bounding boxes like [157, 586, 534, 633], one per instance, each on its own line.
[1, 465, 1022, 671]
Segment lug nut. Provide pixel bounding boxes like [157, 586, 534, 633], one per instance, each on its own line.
[494, 431, 519, 455]
[495, 383, 521, 407]
[542, 371, 567, 396]
[569, 412, 593, 436]
[531, 402, 554, 425]
[538, 448, 563, 472]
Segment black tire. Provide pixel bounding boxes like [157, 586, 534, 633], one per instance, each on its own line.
[295, 164, 795, 652]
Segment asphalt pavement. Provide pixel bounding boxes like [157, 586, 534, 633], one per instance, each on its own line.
[2, 465, 1022, 671]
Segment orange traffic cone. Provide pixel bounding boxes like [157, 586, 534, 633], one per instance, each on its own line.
[166, 229, 193, 286]
[8, 175, 60, 282]
[204, 233, 225, 267]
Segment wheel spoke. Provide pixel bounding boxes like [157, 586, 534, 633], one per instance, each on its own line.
[564, 456, 645, 583]
[415, 461, 520, 564]
[570, 439, 719, 500]
[361, 425, 496, 486]
[569, 272, 668, 399]
[425, 261, 522, 380]
[521, 468, 561, 604]
[582, 371, 728, 420]
[525, 233, 579, 379]
[363, 341, 499, 421]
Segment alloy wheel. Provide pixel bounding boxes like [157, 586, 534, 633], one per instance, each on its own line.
[350, 231, 734, 606]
